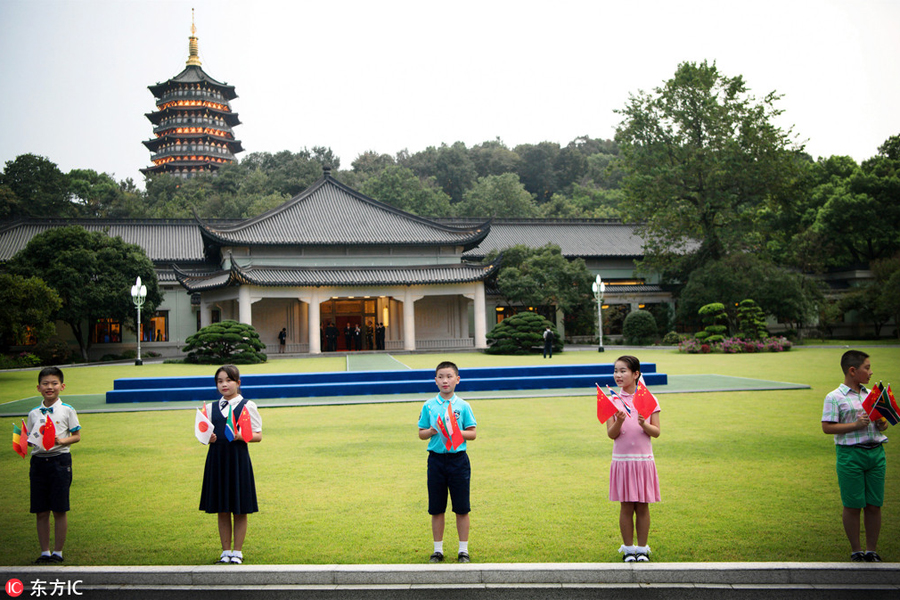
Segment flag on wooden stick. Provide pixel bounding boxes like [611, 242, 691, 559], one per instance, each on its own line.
[195, 404, 213, 445]
[632, 377, 660, 420]
[237, 406, 253, 443]
[12, 420, 28, 458]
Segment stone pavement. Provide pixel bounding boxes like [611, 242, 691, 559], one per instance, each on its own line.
[2, 562, 897, 599]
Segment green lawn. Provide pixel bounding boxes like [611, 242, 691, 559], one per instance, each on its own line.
[0, 347, 897, 565]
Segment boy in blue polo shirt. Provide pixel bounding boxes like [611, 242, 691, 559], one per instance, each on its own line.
[418, 361, 477, 563]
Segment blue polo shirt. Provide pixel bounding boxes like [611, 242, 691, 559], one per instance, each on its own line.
[418, 393, 476, 454]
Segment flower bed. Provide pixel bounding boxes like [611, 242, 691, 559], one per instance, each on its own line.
[678, 336, 792, 354]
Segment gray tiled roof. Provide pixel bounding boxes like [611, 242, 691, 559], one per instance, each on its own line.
[438, 219, 646, 259]
[0, 219, 221, 263]
[148, 66, 237, 99]
[174, 261, 499, 292]
[198, 173, 491, 250]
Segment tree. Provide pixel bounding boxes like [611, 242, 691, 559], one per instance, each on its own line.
[359, 165, 452, 216]
[7, 226, 162, 361]
[401, 142, 476, 204]
[615, 60, 801, 276]
[469, 139, 521, 178]
[485, 312, 560, 355]
[676, 254, 821, 330]
[0, 274, 62, 347]
[622, 310, 657, 345]
[488, 244, 593, 322]
[455, 173, 539, 218]
[514, 141, 560, 203]
[182, 320, 267, 364]
[0, 154, 76, 218]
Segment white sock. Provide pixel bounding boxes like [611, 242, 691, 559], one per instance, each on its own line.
[41, 551, 51, 557]
[636, 545, 651, 554]
[220, 550, 232, 559]
[618, 545, 637, 554]
[458, 541, 468, 554]
[433, 541, 443, 554]
[51, 551, 62, 558]
[232, 550, 243, 559]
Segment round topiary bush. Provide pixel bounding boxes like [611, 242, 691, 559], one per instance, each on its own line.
[183, 320, 267, 364]
[661, 331, 681, 345]
[622, 309, 658, 345]
[485, 312, 560, 355]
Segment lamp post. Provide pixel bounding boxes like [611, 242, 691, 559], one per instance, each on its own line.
[591, 274, 606, 353]
[131, 276, 147, 366]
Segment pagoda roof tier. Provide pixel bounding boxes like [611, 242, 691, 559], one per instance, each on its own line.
[142, 136, 243, 152]
[196, 169, 490, 251]
[146, 109, 240, 127]
[148, 65, 237, 100]
[173, 260, 499, 292]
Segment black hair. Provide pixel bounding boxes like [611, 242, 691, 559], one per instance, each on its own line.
[435, 361, 459, 376]
[38, 366, 64, 384]
[615, 355, 641, 376]
[215, 364, 241, 388]
[840, 350, 869, 375]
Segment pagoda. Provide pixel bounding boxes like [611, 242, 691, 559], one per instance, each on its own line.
[142, 15, 243, 177]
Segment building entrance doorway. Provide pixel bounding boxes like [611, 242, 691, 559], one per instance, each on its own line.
[320, 298, 377, 351]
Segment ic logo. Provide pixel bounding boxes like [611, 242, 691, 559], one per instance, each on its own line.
[5, 579, 23, 598]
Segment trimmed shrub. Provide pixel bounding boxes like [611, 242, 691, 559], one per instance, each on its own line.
[485, 312, 560, 355]
[183, 320, 267, 364]
[623, 310, 658, 345]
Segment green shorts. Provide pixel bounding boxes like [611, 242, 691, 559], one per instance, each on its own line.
[835, 444, 885, 509]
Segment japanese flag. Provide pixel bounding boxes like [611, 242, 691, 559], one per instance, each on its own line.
[195, 405, 213, 445]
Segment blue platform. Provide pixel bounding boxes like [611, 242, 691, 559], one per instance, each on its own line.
[105, 363, 667, 404]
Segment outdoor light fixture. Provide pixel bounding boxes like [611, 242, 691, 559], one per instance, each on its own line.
[591, 275, 606, 353]
[131, 276, 147, 366]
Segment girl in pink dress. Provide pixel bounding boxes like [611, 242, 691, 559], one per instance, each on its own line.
[606, 355, 661, 562]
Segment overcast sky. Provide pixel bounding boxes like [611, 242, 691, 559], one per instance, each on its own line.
[1, 0, 898, 186]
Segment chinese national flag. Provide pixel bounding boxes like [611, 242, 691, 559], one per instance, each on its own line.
[862, 383, 885, 420]
[596, 384, 618, 423]
[446, 405, 465, 450]
[632, 380, 660, 420]
[865, 382, 900, 425]
[237, 406, 253, 442]
[40, 415, 56, 451]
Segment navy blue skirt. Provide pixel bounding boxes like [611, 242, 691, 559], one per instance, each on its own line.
[199, 441, 258, 514]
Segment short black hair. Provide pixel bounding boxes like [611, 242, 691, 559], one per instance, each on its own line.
[38, 366, 64, 384]
[435, 361, 459, 376]
[840, 350, 869, 375]
[615, 355, 641, 375]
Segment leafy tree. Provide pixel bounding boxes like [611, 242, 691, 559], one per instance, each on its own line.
[1, 154, 76, 218]
[485, 312, 560, 355]
[183, 320, 267, 364]
[622, 309, 658, 345]
[615, 60, 801, 276]
[514, 141, 560, 203]
[839, 255, 900, 338]
[469, 139, 521, 178]
[351, 151, 395, 176]
[455, 173, 538, 218]
[401, 142, 476, 204]
[68, 168, 137, 218]
[694, 303, 728, 344]
[676, 254, 821, 330]
[488, 244, 593, 320]
[0, 274, 62, 347]
[359, 165, 452, 216]
[7, 225, 162, 361]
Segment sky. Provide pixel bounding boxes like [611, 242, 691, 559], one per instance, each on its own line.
[1, 0, 899, 187]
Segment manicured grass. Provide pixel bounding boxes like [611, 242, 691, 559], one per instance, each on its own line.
[0, 348, 897, 565]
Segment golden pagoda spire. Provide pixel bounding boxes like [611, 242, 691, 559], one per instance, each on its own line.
[186, 9, 202, 67]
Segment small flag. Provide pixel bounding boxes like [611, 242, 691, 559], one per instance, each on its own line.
[596, 384, 618, 423]
[887, 385, 900, 425]
[237, 406, 253, 443]
[195, 405, 213, 445]
[607, 386, 632, 416]
[435, 415, 453, 450]
[865, 382, 900, 425]
[40, 415, 56, 451]
[446, 405, 465, 450]
[223, 403, 236, 442]
[632, 378, 660, 420]
[12, 420, 28, 458]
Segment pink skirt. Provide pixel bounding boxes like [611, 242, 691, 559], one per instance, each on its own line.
[609, 455, 660, 503]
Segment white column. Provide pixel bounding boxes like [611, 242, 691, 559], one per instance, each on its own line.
[307, 290, 321, 354]
[474, 281, 487, 349]
[403, 288, 417, 351]
[238, 286, 252, 325]
[200, 300, 211, 328]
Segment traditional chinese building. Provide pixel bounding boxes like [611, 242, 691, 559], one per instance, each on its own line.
[141, 17, 243, 177]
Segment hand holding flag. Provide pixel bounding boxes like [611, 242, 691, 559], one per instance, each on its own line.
[446, 405, 465, 450]
[596, 384, 618, 423]
[863, 382, 900, 426]
[195, 404, 213, 445]
[632, 378, 660, 420]
[435, 415, 453, 450]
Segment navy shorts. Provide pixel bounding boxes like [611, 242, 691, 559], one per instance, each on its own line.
[427, 451, 471, 515]
[30, 453, 72, 514]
